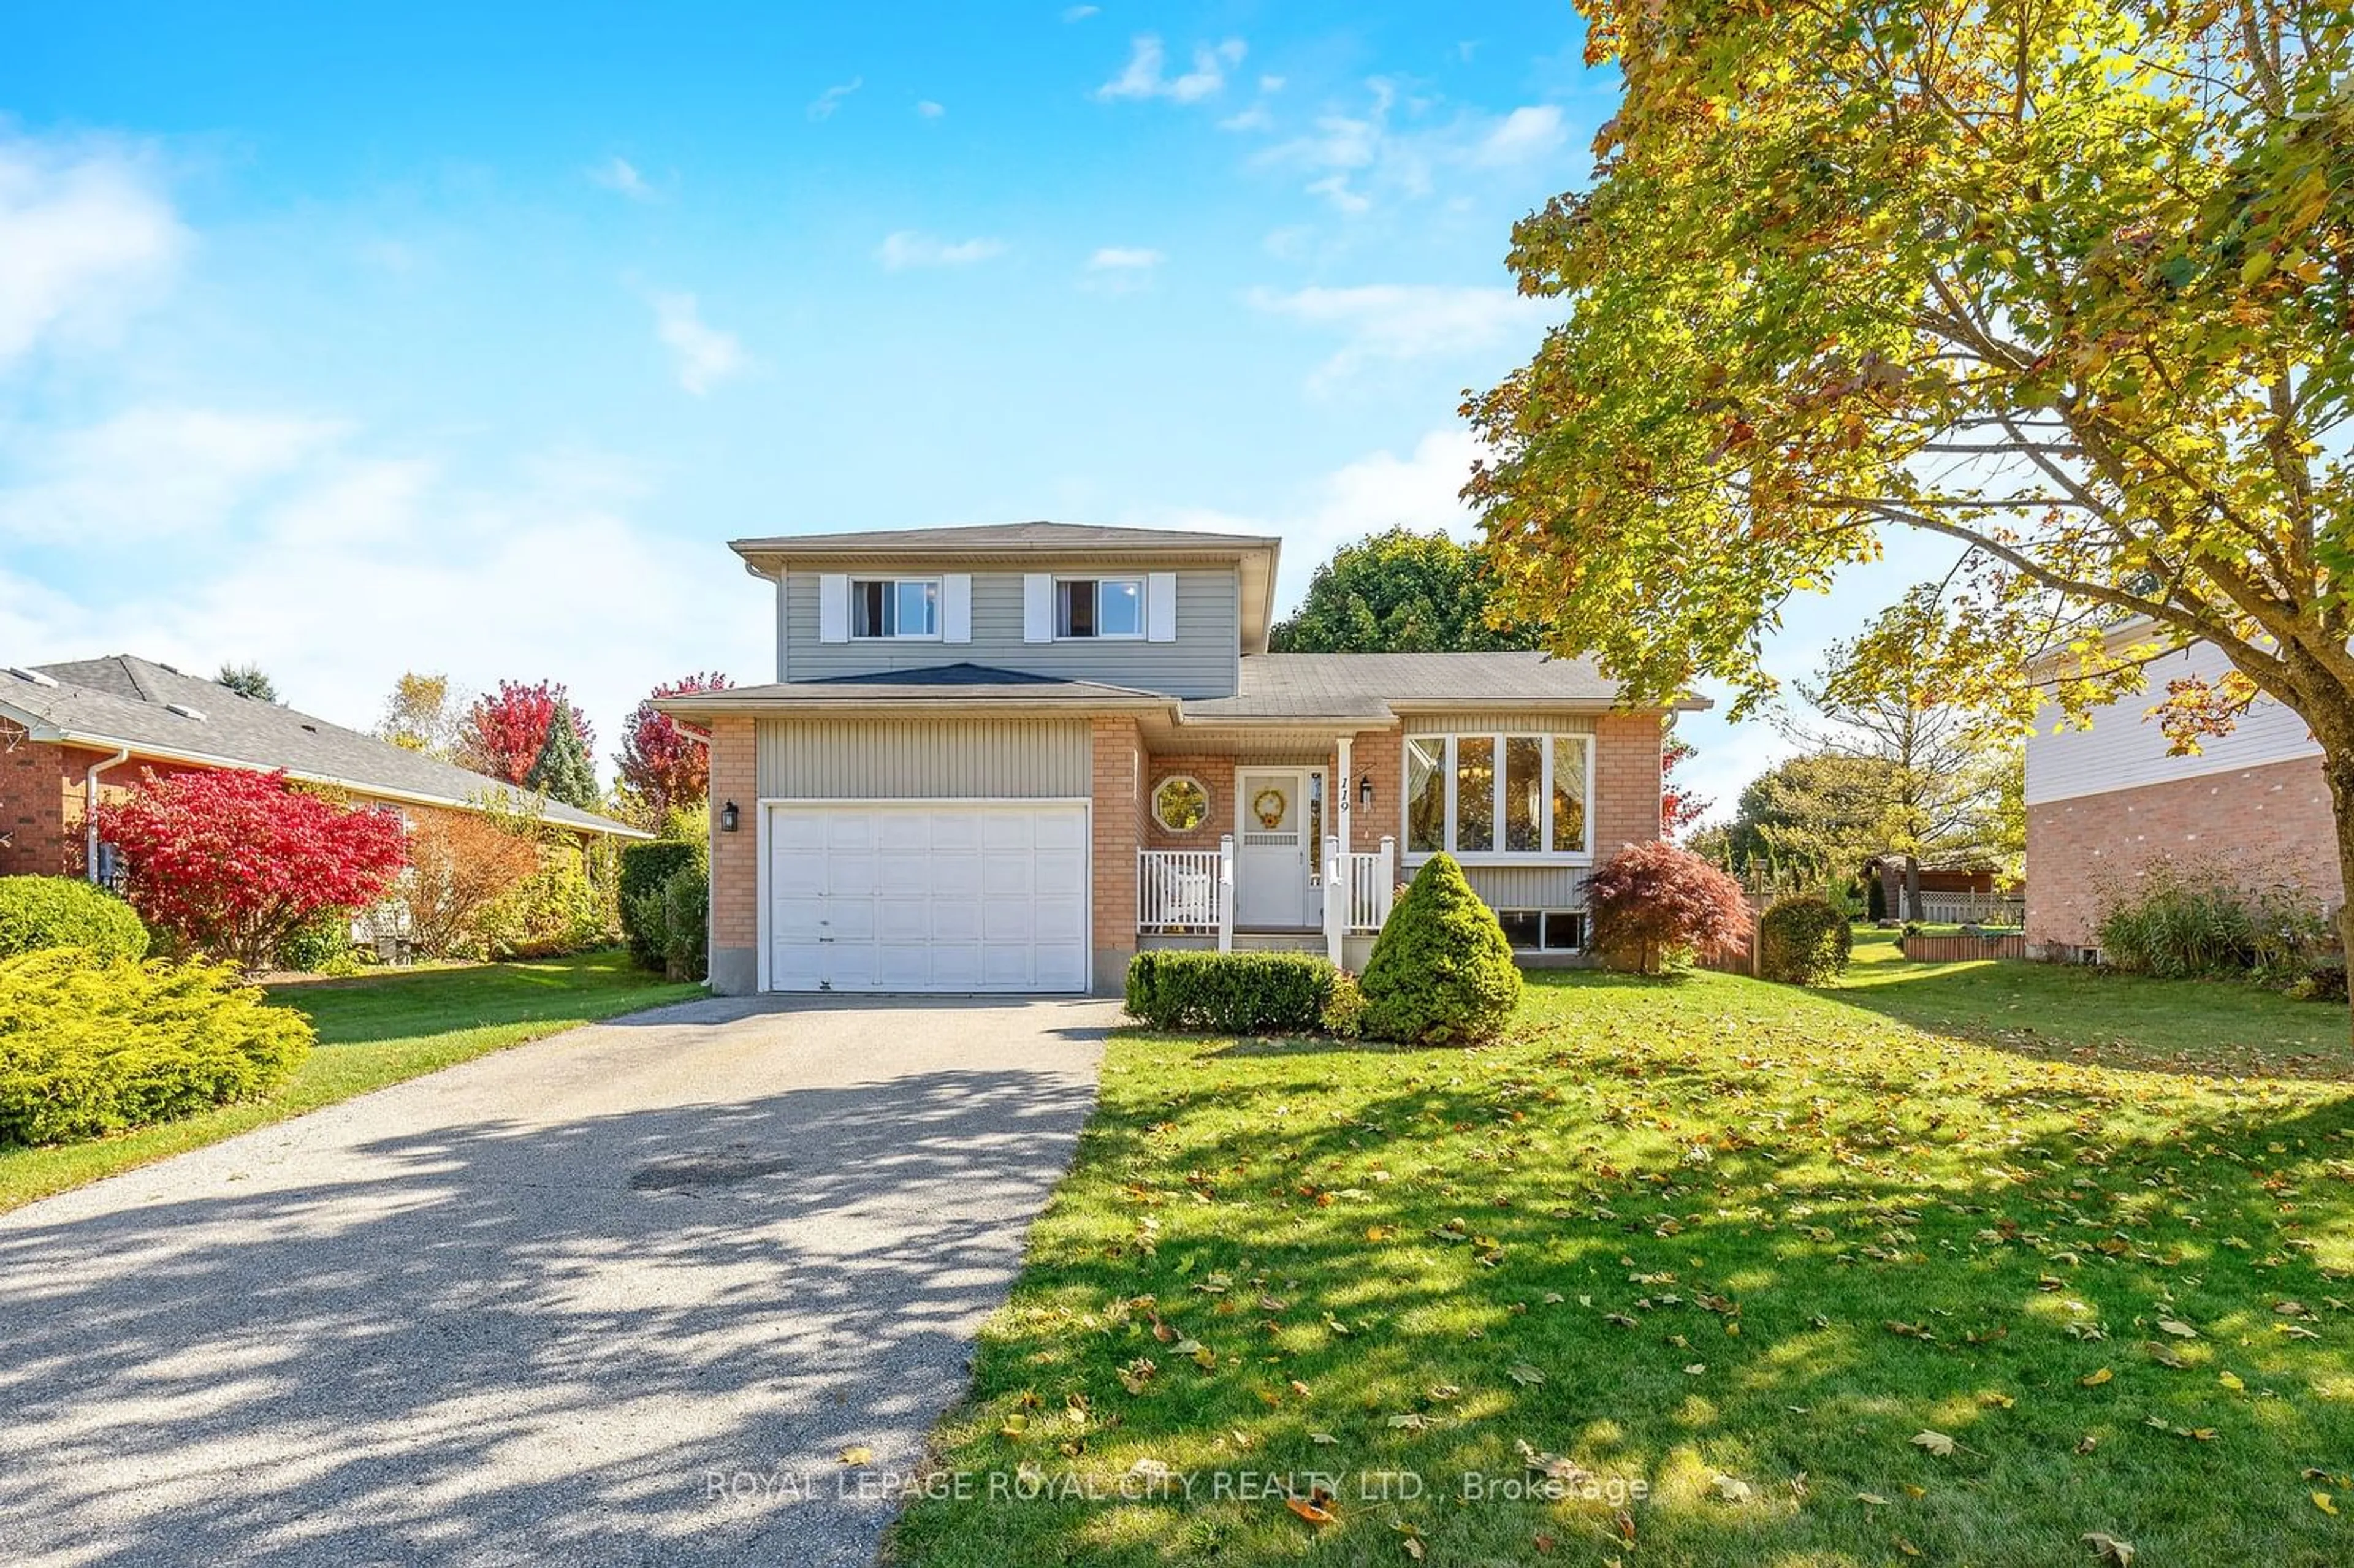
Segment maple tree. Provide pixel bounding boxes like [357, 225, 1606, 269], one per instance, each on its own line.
[1585, 839, 1750, 975]
[98, 767, 408, 970]
[616, 673, 730, 824]
[398, 809, 542, 958]
[1660, 726, 1709, 839]
[459, 680, 594, 788]
[1468, 3, 2354, 959]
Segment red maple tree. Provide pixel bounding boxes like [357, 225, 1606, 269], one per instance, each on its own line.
[1661, 731, 1712, 839]
[98, 768, 409, 970]
[460, 680, 593, 786]
[615, 672, 730, 823]
[1585, 840, 1750, 975]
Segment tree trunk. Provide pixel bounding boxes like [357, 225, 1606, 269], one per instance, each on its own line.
[2320, 747, 2354, 1040]
[1904, 855, 1924, 923]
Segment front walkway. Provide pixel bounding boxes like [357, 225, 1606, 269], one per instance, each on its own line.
[0, 993, 1118, 1567]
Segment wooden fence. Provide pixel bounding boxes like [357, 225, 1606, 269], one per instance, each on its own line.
[1898, 931, 2027, 962]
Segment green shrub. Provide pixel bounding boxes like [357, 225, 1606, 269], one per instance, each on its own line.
[659, 864, 709, 982]
[620, 840, 705, 969]
[2288, 959, 2349, 1004]
[0, 950, 313, 1146]
[0, 876, 150, 964]
[1124, 950, 1336, 1033]
[273, 908, 356, 973]
[1756, 895, 1853, 986]
[2095, 858, 2326, 980]
[1358, 854, 1523, 1044]
[1320, 972, 1368, 1039]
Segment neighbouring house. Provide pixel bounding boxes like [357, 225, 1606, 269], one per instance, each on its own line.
[0, 655, 646, 884]
[1858, 854, 2014, 924]
[654, 522, 1694, 997]
[2025, 633, 2339, 956]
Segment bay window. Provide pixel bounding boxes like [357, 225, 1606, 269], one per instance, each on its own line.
[1402, 731, 1593, 858]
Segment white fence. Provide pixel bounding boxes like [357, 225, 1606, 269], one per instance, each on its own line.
[1344, 846, 1393, 934]
[1916, 892, 2025, 927]
[1138, 848, 1224, 932]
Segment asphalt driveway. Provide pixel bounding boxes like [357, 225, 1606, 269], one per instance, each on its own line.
[0, 992, 1120, 1568]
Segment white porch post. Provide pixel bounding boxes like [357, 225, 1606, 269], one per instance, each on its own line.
[1323, 834, 1345, 965]
[1216, 834, 1235, 954]
[1377, 835, 1397, 925]
[1335, 734, 1354, 956]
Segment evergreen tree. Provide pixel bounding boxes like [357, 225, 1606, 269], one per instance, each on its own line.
[525, 704, 599, 808]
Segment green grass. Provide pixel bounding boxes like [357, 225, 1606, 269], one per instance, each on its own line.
[0, 950, 696, 1211]
[891, 954, 2354, 1567]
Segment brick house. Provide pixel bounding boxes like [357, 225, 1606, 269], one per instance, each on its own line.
[655, 522, 1694, 997]
[2025, 634, 2340, 955]
[1, 655, 644, 881]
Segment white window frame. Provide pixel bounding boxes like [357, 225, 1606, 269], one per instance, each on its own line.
[1053, 575, 1147, 641]
[1401, 731, 1595, 863]
[849, 576, 943, 641]
[1151, 774, 1213, 834]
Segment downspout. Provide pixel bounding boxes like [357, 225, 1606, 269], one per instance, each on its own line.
[83, 745, 132, 884]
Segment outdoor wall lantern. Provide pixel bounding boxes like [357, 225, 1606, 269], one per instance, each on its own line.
[720, 801, 741, 834]
[1357, 774, 1374, 811]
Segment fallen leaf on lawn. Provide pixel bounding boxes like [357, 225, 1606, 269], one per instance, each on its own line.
[1903, 1484, 1927, 1499]
[2157, 1319, 2200, 1339]
[2080, 1368, 2114, 1388]
[1286, 1491, 1338, 1526]
[2146, 1342, 2186, 1369]
[839, 1446, 874, 1466]
[999, 1414, 1028, 1437]
[2316, 1492, 2339, 1517]
[2219, 1371, 2245, 1393]
[1309, 1431, 1338, 1445]
[1712, 1475, 1754, 1503]
[2083, 1531, 2136, 1566]
[1531, 1532, 1555, 1555]
[1324, 1314, 1353, 1338]
[2075, 1434, 2100, 1455]
[1366, 1226, 1394, 1243]
[1897, 1537, 1922, 1558]
[1981, 1392, 2016, 1409]
[1509, 1364, 1547, 1387]
[1856, 1493, 1891, 1506]
[1387, 1412, 1431, 1431]
[1911, 1430, 1957, 1457]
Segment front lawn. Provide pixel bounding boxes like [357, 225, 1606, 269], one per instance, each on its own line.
[892, 959, 2354, 1567]
[0, 950, 696, 1211]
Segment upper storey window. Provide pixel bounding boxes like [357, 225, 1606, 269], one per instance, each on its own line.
[852, 578, 940, 639]
[1055, 577, 1145, 639]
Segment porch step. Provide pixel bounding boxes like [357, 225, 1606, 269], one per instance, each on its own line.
[1232, 929, 1326, 953]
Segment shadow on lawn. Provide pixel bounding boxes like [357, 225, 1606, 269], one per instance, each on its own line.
[0, 1063, 1097, 1567]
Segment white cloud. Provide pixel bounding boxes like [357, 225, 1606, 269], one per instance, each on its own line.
[650, 292, 747, 395]
[1088, 247, 1164, 271]
[877, 231, 1008, 270]
[1475, 105, 1566, 166]
[1062, 4, 1099, 19]
[0, 406, 345, 544]
[1248, 283, 1552, 386]
[0, 133, 187, 367]
[807, 77, 863, 121]
[915, 100, 946, 120]
[1219, 106, 1274, 133]
[1096, 36, 1246, 104]
[0, 425, 768, 787]
[1256, 83, 1572, 213]
[590, 156, 654, 199]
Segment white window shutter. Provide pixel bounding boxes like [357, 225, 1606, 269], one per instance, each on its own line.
[942, 574, 972, 643]
[1146, 572, 1178, 642]
[818, 573, 850, 643]
[1023, 573, 1053, 642]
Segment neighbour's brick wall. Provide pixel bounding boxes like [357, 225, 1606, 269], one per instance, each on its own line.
[1143, 754, 1237, 850]
[1091, 715, 1143, 986]
[2027, 755, 2342, 950]
[1, 725, 70, 878]
[1593, 712, 1666, 855]
[707, 715, 760, 975]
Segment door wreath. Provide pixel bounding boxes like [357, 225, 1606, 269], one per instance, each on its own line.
[1252, 786, 1288, 829]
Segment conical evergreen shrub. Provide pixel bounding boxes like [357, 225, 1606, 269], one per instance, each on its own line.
[1358, 852, 1522, 1043]
[526, 706, 600, 808]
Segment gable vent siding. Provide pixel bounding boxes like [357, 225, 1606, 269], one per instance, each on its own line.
[756, 717, 1091, 799]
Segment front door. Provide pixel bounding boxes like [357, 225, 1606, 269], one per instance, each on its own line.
[1235, 769, 1322, 927]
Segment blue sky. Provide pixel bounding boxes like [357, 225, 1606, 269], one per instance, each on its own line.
[0, 2, 1949, 812]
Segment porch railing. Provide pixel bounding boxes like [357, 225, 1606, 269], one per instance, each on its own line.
[1138, 848, 1224, 934]
[1345, 840, 1395, 933]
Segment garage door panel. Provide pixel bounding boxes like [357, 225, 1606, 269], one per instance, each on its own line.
[767, 802, 1087, 994]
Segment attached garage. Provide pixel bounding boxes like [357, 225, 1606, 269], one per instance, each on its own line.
[764, 801, 1090, 993]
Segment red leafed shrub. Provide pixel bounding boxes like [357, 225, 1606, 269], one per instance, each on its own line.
[616, 673, 730, 822]
[1586, 840, 1751, 975]
[98, 769, 408, 970]
[460, 680, 594, 787]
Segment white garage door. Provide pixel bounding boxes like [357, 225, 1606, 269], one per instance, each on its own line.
[767, 802, 1089, 993]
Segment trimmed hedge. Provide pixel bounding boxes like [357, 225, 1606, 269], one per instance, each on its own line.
[0, 875, 150, 964]
[1359, 853, 1522, 1044]
[1124, 950, 1336, 1034]
[0, 950, 313, 1146]
[620, 840, 705, 969]
[1757, 895, 1853, 986]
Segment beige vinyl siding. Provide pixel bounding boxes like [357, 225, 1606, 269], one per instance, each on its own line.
[781, 566, 1241, 697]
[756, 717, 1091, 799]
[2025, 639, 2322, 805]
[1401, 712, 1599, 736]
[1454, 863, 1590, 910]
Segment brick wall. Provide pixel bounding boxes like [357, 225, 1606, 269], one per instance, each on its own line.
[2027, 754, 2343, 950]
[1091, 715, 1143, 991]
[0, 725, 70, 877]
[1344, 725, 1403, 854]
[706, 715, 760, 993]
[1593, 711, 1666, 855]
[1142, 754, 1237, 850]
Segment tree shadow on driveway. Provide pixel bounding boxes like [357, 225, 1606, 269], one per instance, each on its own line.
[0, 1063, 1097, 1568]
